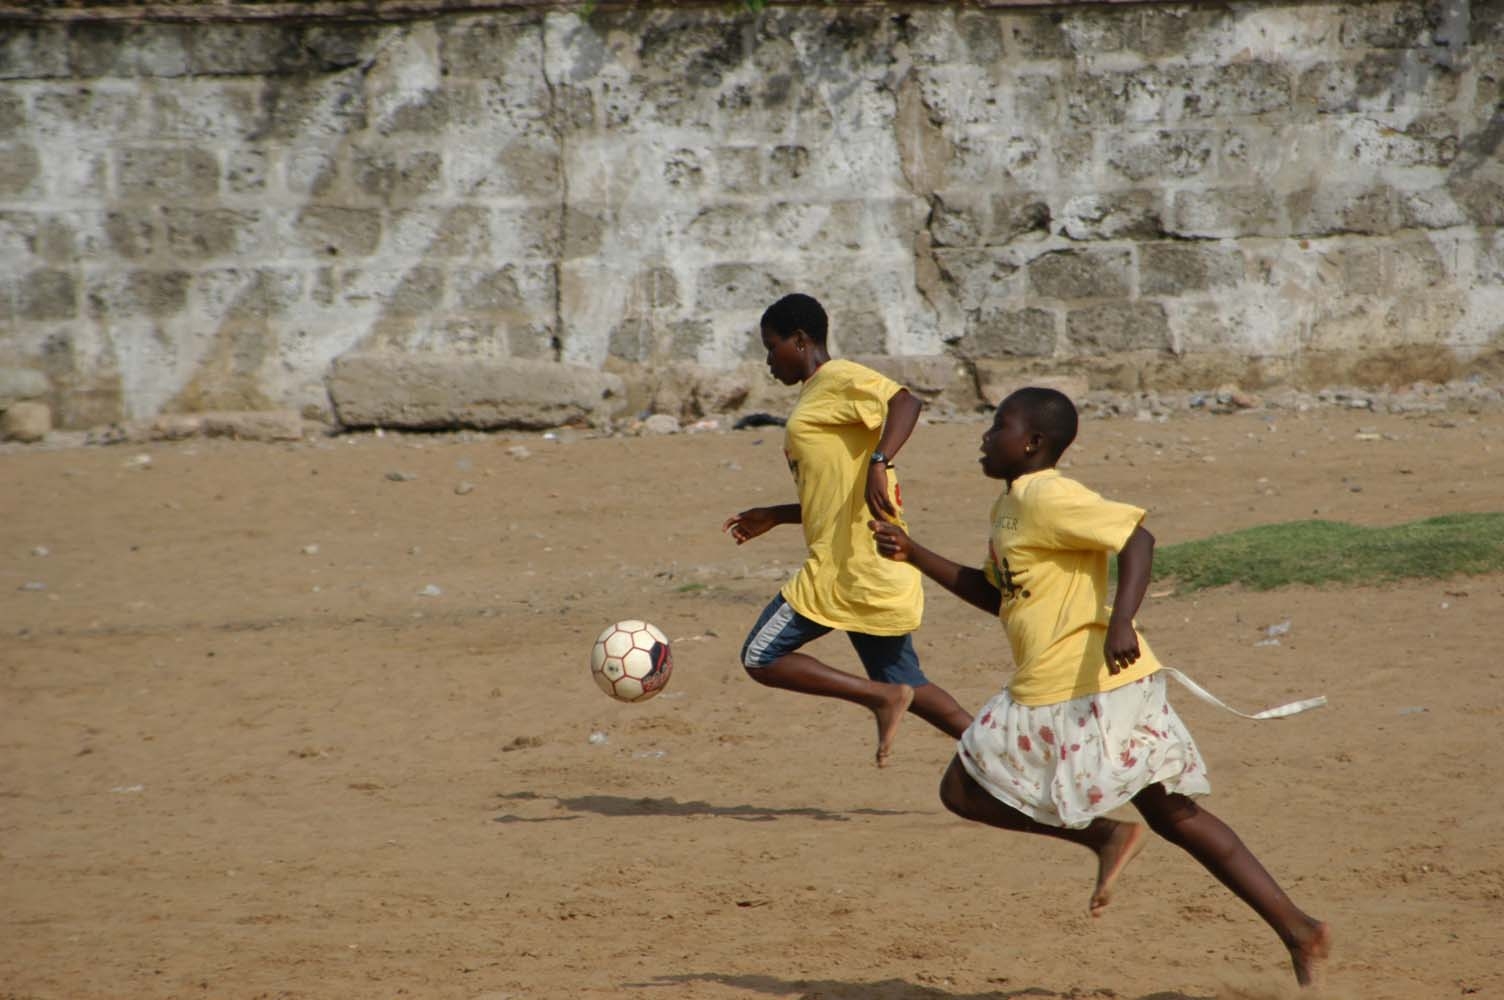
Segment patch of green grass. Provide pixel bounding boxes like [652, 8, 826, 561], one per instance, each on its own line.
[1152, 513, 1504, 592]
[675, 582, 709, 594]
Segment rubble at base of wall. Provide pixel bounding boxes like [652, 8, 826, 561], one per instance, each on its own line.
[5, 366, 1504, 450]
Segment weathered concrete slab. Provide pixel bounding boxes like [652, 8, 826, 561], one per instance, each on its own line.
[1, 400, 52, 442]
[327, 354, 625, 430]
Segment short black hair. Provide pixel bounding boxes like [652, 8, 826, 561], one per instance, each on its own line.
[1004, 386, 1079, 461]
[761, 293, 828, 347]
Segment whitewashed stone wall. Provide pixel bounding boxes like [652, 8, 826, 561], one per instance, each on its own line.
[0, 1, 1501, 427]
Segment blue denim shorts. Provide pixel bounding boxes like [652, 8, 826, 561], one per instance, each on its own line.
[739, 594, 929, 687]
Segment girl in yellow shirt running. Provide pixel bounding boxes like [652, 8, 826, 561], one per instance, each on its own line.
[723, 293, 970, 767]
[869, 387, 1331, 988]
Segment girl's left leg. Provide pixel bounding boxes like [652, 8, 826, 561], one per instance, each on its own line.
[1131, 783, 1331, 987]
[940, 757, 1146, 917]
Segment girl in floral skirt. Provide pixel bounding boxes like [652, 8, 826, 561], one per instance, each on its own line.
[869, 386, 1331, 988]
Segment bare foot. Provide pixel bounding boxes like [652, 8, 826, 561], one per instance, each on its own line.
[873, 683, 914, 768]
[1289, 919, 1332, 988]
[1089, 820, 1147, 918]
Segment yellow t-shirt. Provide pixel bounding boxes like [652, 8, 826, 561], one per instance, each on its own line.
[779, 359, 923, 636]
[983, 469, 1161, 706]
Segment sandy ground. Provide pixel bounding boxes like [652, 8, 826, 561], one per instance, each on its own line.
[3, 404, 1503, 1000]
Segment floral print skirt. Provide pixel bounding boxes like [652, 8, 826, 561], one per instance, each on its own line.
[957, 672, 1210, 830]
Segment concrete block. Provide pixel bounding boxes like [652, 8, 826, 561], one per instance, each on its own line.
[149, 86, 262, 142]
[1104, 129, 1214, 182]
[1384, 239, 1448, 290]
[225, 149, 271, 195]
[1054, 10, 1128, 55]
[341, 266, 446, 317]
[0, 25, 71, 79]
[608, 318, 651, 362]
[962, 306, 1058, 358]
[440, 15, 543, 79]
[18, 269, 77, 320]
[974, 363, 1090, 408]
[327, 354, 625, 430]
[187, 24, 336, 76]
[31, 88, 144, 139]
[195, 268, 305, 318]
[1126, 6, 1235, 58]
[1288, 184, 1394, 237]
[106, 211, 159, 259]
[453, 263, 555, 313]
[1028, 248, 1132, 300]
[256, 82, 367, 141]
[0, 367, 50, 407]
[164, 208, 265, 260]
[1139, 243, 1245, 295]
[1446, 178, 1504, 228]
[116, 147, 219, 200]
[352, 148, 443, 203]
[86, 270, 189, 320]
[670, 319, 711, 357]
[199, 410, 305, 441]
[1169, 187, 1283, 238]
[0, 144, 41, 197]
[930, 193, 986, 247]
[1061, 192, 1164, 240]
[67, 22, 191, 77]
[1000, 12, 1075, 60]
[1064, 70, 1164, 126]
[1184, 61, 1290, 118]
[561, 206, 609, 258]
[696, 264, 783, 311]
[0, 93, 24, 136]
[386, 205, 493, 259]
[933, 248, 1024, 311]
[1297, 54, 1407, 113]
[291, 207, 382, 258]
[0, 211, 38, 258]
[1067, 301, 1171, 353]
[828, 309, 888, 355]
[1, 400, 50, 442]
[1339, 3, 1434, 49]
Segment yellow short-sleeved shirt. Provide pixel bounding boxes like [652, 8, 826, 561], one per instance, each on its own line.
[983, 469, 1160, 706]
[779, 359, 923, 636]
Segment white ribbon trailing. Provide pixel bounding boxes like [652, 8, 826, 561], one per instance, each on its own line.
[1161, 668, 1328, 720]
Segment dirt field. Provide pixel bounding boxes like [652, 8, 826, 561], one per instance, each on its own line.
[3, 404, 1502, 1000]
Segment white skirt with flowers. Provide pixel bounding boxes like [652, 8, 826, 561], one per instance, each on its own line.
[957, 672, 1210, 829]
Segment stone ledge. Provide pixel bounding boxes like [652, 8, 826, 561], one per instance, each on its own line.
[327, 353, 626, 431]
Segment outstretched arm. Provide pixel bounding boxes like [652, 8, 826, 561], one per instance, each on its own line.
[866, 388, 922, 521]
[723, 503, 801, 545]
[1105, 524, 1154, 674]
[869, 519, 1002, 616]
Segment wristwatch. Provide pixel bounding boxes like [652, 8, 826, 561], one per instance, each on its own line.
[870, 450, 890, 466]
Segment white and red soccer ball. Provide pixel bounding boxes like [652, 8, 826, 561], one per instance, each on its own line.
[590, 620, 673, 703]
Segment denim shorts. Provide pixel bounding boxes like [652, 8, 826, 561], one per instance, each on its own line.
[739, 594, 929, 687]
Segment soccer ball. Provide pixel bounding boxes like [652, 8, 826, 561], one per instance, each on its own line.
[590, 620, 673, 703]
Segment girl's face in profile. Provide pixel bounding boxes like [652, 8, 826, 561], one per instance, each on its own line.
[761, 325, 809, 385]
[980, 400, 1037, 482]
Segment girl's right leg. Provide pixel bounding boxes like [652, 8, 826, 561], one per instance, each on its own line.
[748, 651, 913, 766]
[1131, 783, 1331, 987]
[742, 595, 913, 766]
[939, 756, 1146, 917]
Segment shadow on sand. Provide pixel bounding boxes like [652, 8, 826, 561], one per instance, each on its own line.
[492, 790, 918, 824]
[628, 972, 1213, 1000]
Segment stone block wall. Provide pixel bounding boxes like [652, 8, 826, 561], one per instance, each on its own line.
[0, 1, 1501, 427]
